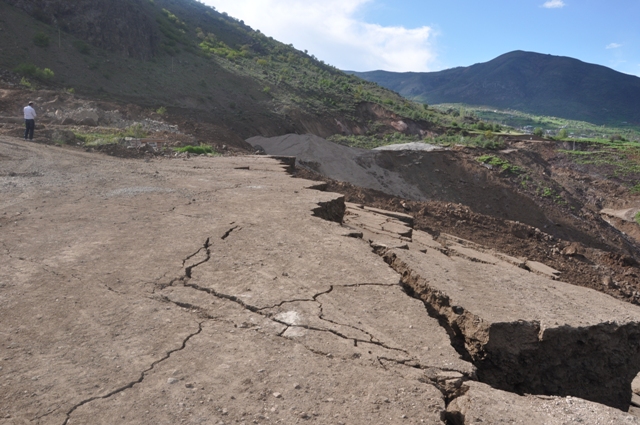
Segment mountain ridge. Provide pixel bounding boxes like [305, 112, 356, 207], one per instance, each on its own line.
[349, 50, 640, 126]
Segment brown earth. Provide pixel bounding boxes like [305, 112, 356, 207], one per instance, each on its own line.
[296, 168, 640, 304]
[286, 141, 640, 307]
[4, 136, 640, 424]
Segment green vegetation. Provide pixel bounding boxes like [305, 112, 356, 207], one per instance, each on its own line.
[561, 147, 640, 177]
[635, 211, 640, 226]
[536, 186, 566, 204]
[137, 1, 463, 128]
[476, 155, 522, 174]
[156, 106, 167, 115]
[19, 77, 33, 89]
[328, 132, 505, 151]
[174, 145, 217, 155]
[436, 104, 640, 142]
[14, 63, 54, 80]
[33, 32, 50, 47]
[73, 125, 148, 146]
[558, 135, 640, 181]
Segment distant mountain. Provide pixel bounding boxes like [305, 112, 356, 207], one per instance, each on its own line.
[350, 51, 640, 126]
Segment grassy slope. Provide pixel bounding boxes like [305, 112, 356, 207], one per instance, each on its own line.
[0, 0, 457, 139]
[435, 104, 640, 141]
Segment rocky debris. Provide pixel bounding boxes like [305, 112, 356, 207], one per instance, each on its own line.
[601, 207, 640, 223]
[51, 129, 76, 144]
[447, 381, 640, 425]
[61, 107, 100, 126]
[373, 142, 448, 152]
[49, 107, 180, 133]
[524, 259, 562, 279]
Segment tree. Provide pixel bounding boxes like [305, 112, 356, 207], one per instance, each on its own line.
[533, 127, 544, 137]
[558, 129, 568, 139]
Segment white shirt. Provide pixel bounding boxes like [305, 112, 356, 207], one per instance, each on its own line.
[24, 105, 36, 120]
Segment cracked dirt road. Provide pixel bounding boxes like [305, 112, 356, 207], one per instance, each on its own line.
[2, 136, 640, 424]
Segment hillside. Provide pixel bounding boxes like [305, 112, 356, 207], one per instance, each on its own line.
[350, 50, 640, 126]
[0, 0, 456, 146]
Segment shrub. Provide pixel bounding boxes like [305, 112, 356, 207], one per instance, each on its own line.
[123, 124, 147, 139]
[20, 78, 33, 89]
[174, 145, 216, 155]
[40, 68, 55, 79]
[14, 63, 54, 80]
[73, 40, 91, 55]
[534, 127, 544, 137]
[156, 106, 167, 115]
[33, 32, 50, 47]
[635, 211, 640, 226]
[476, 155, 522, 174]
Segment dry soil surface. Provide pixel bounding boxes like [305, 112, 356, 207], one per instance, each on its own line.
[3, 136, 640, 425]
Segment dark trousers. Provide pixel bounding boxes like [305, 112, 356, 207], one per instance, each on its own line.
[24, 119, 35, 140]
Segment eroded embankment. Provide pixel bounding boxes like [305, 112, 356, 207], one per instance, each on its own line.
[384, 250, 640, 410]
[340, 201, 640, 411]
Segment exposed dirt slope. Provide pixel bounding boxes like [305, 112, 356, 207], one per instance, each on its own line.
[245, 133, 640, 306]
[4, 136, 640, 424]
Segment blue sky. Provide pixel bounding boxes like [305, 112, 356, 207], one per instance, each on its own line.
[202, 0, 640, 76]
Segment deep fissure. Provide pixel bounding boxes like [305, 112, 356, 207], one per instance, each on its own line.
[382, 248, 640, 411]
[306, 186, 640, 412]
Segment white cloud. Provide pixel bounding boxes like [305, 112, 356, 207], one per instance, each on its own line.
[542, 0, 566, 8]
[201, 0, 436, 72]
[606, 43, 622, 49]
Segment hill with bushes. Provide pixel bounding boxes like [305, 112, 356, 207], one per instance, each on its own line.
[0, 0, 459, 145]
[350, 51, 640, 127]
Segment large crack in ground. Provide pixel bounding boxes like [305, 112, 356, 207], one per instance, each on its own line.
[305, 185, 640, 417]
[159, 227, 430, 370]
[152, 221, 478, 424]
[380, 248, 640, 410]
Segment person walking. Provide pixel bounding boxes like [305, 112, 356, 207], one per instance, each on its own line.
[24, 101, 36, 140]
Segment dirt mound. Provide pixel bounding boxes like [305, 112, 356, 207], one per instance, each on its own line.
[247, 134, 426, 199]
[253, 134, 640, 259]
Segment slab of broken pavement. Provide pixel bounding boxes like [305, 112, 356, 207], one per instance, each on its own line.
[2, 136, 640, 424]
